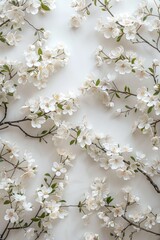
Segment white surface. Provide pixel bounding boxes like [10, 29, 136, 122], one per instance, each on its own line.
[0, 0, 159, 240]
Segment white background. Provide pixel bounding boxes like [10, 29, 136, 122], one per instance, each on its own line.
[0, 0, 160, 239]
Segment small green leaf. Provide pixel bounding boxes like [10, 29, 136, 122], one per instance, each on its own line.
[70, 140, 75, 145]
[38, 48, 42, 55]
[147, 106, 153, 114]
[41, 3, 50, 11]
[131, 58, 136, 64]
[57, 103, 63, 110]
[77, 130, 81, 137]
[106, 196, 114, 204]
[96, 79, 100, 86]
[93, 0, 97, 5]
[45, 173, 51, 177]
[3, 64, 10, 72]
[39, 212, 45, 218]
[115, 93, 120, 98]
[51, 183, 57, 189]
[41, 130, 47, 135]
[148, 67, 154, 74]
[4, 200, 11, 205]
[31, 217, 39, 222]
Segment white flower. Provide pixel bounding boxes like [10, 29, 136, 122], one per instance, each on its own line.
[70, 14, 85, 28]
[151, 136, 160, 150]
[137, 114, 153, 133]
[77, 128, 95, 148]
[144, 216, 156, 229]
[156, 214, 160, 223]
[23, 202, 32, 211]
[40, 97, 55, 113]
[52, 162, 67, 176]
[129, 212, 144, 222]
[36, 186, 52, 203]
[84, 232, 99, 240]
[154, 101, 160, 115]
[115, 59, 131, 74]
[26, 0, 41, 15]
[116, 168, 133, 180]
[109, 46, 124, 59]
[148, 19, 160, 32]
[112, 205, 124, 217]
[4, 209, 19, 223]
[96, 18, 120, 39]
[25, 228, 35, 239]
[6, 32, 22, 46]
[123, 25, 137, 40]
[31, 116, 46, 128]
[109, 155, 125, 170]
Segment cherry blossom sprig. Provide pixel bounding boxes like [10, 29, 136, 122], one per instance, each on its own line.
[0, 0, 56, 46]
[70, 123, 160, 193]
[20, 40, 69, 89]
[78, 178, 160, 240]
[0, 92, 79, 143]
[51, 119, 160, 194]
[94, 0, 160, 53]
[0, 146, 74, 240]
[0, 138, 37, 240]
[81, 72, 160, 150]
[21, 92, 79, 128]
[0, 138, 37, 179]
[0, 60, 20, 108]
[84, 232, 100, 240]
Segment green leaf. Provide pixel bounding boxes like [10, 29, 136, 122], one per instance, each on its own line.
[116, 34, 123, 42]
[0, 158, 3, 162]
[93, 0, 97, 5]
[96, 79, 100, 86]
[51, 183, 57, 189]
[3, 64, 10, 72]
[31, 217, 39, 222]
[38, 48, 42, 55]
[125, 105, 132, 110]
[38, 220, 41, 228]
[4, 200, 11, 205]
[131, 58, 136, 64]
[45, 173, 51, 177]
[148, 67, 154, 74]
[70, 140, 75, 145]
[115, 93, 120, 98]
[41, 130, 47, 135]
[57, 103, 63, 110]
[147, 106, 153, 114]
[77, 130, 81, 137]
[39, 212, 45, 218]
[130, 156, 135, 161]
[106, 196, 114, 204]
[143, 16, 148, 21]
[41, 3, 50, 11]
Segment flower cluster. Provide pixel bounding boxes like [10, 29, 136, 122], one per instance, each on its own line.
[0, 60, 20, 105]
[81, 69, 160, 150]
[95, 0, 160, 48]
[0, 138, 37, 179]
[0, 0, 56, 46]
[84, 232, 100, 240]
[79, 178, 160, 239]
[19, 40, 69, 89]
[22, 92, 79, 129]
[70, 0, 92, 28]
[0, 140, 74, 240]
[30, 149, 74, 240]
